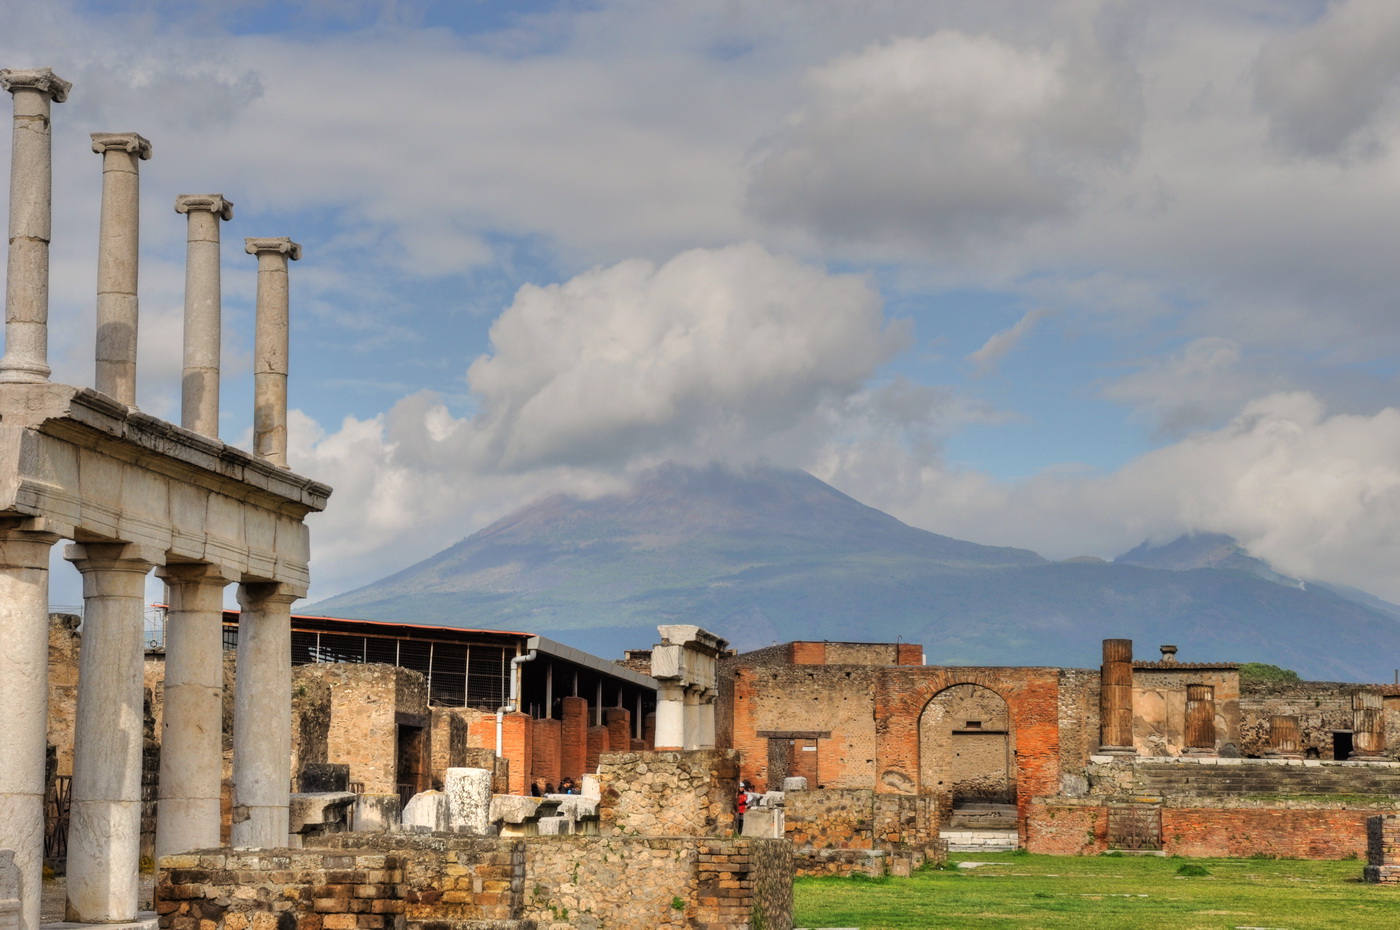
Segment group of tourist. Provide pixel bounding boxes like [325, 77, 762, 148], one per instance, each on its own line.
[530, 777, 578, 796]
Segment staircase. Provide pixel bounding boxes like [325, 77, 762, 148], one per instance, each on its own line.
[940, 802, 1019, 852]
[1129, 760, 1400, 799]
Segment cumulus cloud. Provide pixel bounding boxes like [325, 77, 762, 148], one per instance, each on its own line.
[1255, 0, 1400, 158]
[747, 26, 1141, 245]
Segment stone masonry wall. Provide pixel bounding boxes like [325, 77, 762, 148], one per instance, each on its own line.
[1240, 681, 1397, 760]
[1133, 667, 1240, 756]
[598, 751, 738, 838]
[158, 833, 793, 930]
[46, 613, 82, 778]
[293, 664, 429, 796]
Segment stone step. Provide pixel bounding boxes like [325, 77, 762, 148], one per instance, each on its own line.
[940, 829, 1019, 852]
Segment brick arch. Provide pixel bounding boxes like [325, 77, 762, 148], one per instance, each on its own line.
[874, 666, 1063, 835]
[918, 682, 1015, 805]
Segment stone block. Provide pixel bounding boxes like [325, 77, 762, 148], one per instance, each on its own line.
[489, 795, 543, 825]
[580, 774, 600, 799]
[353, 795, 401, 833]
[290, 793, 358, 832]
[401, 791, 450, 832]
[742, 807, 784, 838]
[300, 764, 351, 793]
[783, 777, 808, 792]
[444, 768, 493, 835]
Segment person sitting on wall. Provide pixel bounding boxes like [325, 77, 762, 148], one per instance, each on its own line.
[530, 781, 542, 797]
[545, 782, 556, 795]
[559, 777, 577, 794]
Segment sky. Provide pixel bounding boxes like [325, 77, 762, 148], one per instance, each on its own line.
[6, 0, 1400, 611]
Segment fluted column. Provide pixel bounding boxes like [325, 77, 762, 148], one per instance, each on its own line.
[1184, 684, 1217, 755]
[1266, 715, 1302, 759]
[176, 194, 233, 438]
[0, 526, 61, 930]
[91, 132, 152, 405]
[0, 68, 70, 384]
[1098, 639, 1135, 754]
[1353, 691, 1386, 759]
[64, 543, 157, 923]
[154, 563, 232, 859]
[231, 581, 298, 847]
[245, 238, 301, 468]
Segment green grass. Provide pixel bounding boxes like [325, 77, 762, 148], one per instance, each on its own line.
[793, 851, 1400, 929]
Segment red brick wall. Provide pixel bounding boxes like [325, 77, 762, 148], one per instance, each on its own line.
[530, 718, 561, 791]
[500, 713, 532, 795]
[561, 696, 588, 782]
[791, 642, 826, 665]
[1025, 801, 1107, 856]
[586, 725, 609, 774]
[896, 643, 923, 666]
[604, 707, 631, 753]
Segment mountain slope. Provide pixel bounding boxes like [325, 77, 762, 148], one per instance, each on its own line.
[308, 464, 1400, 681]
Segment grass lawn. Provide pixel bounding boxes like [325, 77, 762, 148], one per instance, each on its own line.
[793, 851, 1400, 929]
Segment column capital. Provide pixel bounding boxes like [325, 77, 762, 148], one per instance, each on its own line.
[0, 68, 71, 102]
[155, 561, 235, 587]
[245, 237, 302, 260]
[90, 132, 151, 159]
[0, 522, 62, 566]
[175, 194, 234, 220]
[236, 579, 303, 611]
[64, 541, 162, 572]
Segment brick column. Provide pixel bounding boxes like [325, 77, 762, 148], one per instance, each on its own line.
[604, 707, 631, 753]
[231, 582, 298, 847]
[0, 69, 69, 384]
[0, 526, 60, 930]
[1364, 814, 1400, 884]
[561, 696, 588, 782]
[176, 194, 234, 437]
[1098, 639, 1134, 754]
[530, 718, 562, 792]
[64, 543, 158, 922]
[500, 713, 533, 795]
[245, 237, 301, 467]
[90, 132, 152, 405]
[1184, 684, 1216, 755]
[1353, 691, 1386, 759]
[586, 725, 609, 774]
[154, 563, 231, 858]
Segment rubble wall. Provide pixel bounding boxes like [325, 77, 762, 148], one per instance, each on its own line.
[598, 750, 738, 837]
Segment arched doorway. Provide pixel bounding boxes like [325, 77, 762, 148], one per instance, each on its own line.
[919, 683, 1015, 807]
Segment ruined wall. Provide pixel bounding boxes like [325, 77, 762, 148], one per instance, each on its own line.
[292, 664, 429, 795]
[597, 750, 738, 838]
[1240, 681, 1397, 760]
[920, 684, 1013, 804]
[1056, 668, 1100, 780]
[47, 613, 82, 778]
[429, 707, 466, 789]
[783, 789, 941, 856]
[157, 834, 793, 930]
[1132, 665, 1240, 756]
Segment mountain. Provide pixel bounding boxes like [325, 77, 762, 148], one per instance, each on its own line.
[308, 463, 1400, 682]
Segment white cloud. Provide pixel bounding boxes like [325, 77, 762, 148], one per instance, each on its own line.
[968, 308, 1048, 375]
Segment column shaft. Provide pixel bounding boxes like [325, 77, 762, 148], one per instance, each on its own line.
[1184, 684, 1217, 753]
[653, 683, 685, 750]
[1353, 692, 1386, 758]
[0, 527, 59, 930]
[1267, 715, 1302, 758]
[176, 195, 233, 438]
[91, 133, 152, 405]
[245, 238, 301, 467]
[1098, 638, 1134, 753]
[682, 687, 700, 750]
[696, 689, 716, 750]
[64, 543, 156, 923]
[231, 582, 297, 847]
[154, 564, 230, 859]
[0, 69, 70, 383]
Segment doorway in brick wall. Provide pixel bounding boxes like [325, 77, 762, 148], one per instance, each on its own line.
[919, 684, 1015, 805]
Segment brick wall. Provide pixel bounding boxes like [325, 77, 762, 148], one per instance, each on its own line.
[586, 724, 608, 774]
[1024, 800, 1108, 856]
[158, 833, 793, 930]
[605, 707, 632, 753]
[293, 664, 429, 796]
[46, 613, 82, 778]
[500, 712, 532, 795]
[1057, 668, 1100, 776]
[561, 696, 588, 783]
[531, 718, 562, 791]
[598, 750, 738, 838]
[783, 789, 941, 854]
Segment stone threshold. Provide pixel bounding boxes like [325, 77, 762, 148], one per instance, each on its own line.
[42, 915, 157, 930]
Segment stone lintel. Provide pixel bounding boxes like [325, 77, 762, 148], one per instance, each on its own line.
[0, 67, 71, 102]
[90, 132, 152, 159]
[245, 237, 302, 260]
[174, 194, 234, 220]
[657, 623, 728, 656]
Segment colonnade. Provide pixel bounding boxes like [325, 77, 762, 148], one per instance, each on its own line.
[651, 626, 725, 751]
[0, 67, 325, 930]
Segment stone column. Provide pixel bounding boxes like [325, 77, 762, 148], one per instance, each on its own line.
[175, 194, 233, 438]
[696, 688, 717, 750]
[1098, 639, 1135, 754]
[0, 526, 60, 930]
[231, 582, 298, 848]
[1184, 684, 1216, 755]
[64, 543, 157, 923]
[154, 563, 231, 859]
[0, 69, 70, 384]
[245, 237, 301, 467]
[90, 132, 152, 406]
[1353, 691, 1386, 759]
[682, 686, 701, 750]
[654, 682, 686, 750]
[1266, 715, 1302, 759]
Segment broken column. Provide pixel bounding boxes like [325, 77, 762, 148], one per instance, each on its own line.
[1184, 684, 1217, 755]
[1364, 814, 1400, 884]
[0, 68, 70, 384]
[0, 527, 60, 930]
[1352, 691, 1387, 759]
[444, 768, 492, 835]
[1266, 715, 1302, 759]
[231, 582, 299, 847]
[154, 563, 232, 858]
[64, 543, 157, 923]
[176, 194, 233, 437]
[245, 237, 301, 467]
[1098, 639, 1135, 755]
[90, 132, 152, 406]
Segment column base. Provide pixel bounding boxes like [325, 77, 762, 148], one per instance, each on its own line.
[1181, 747, 1217, 757]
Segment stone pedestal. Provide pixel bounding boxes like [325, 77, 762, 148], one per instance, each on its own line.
[231, 583, 298, 848]
[1098, 639, 1135, 754]
[155, 563, 231, 858]
[64, 543, 157, 923]
[0, 529, 59, 930]
[401, 791, 450, 832]
[0, 69, 69, 384]
[90, 132, 152, 406]
[444, 768, 493, 836]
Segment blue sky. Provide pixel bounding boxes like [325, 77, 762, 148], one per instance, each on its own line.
[8, 0, 1400, 609]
